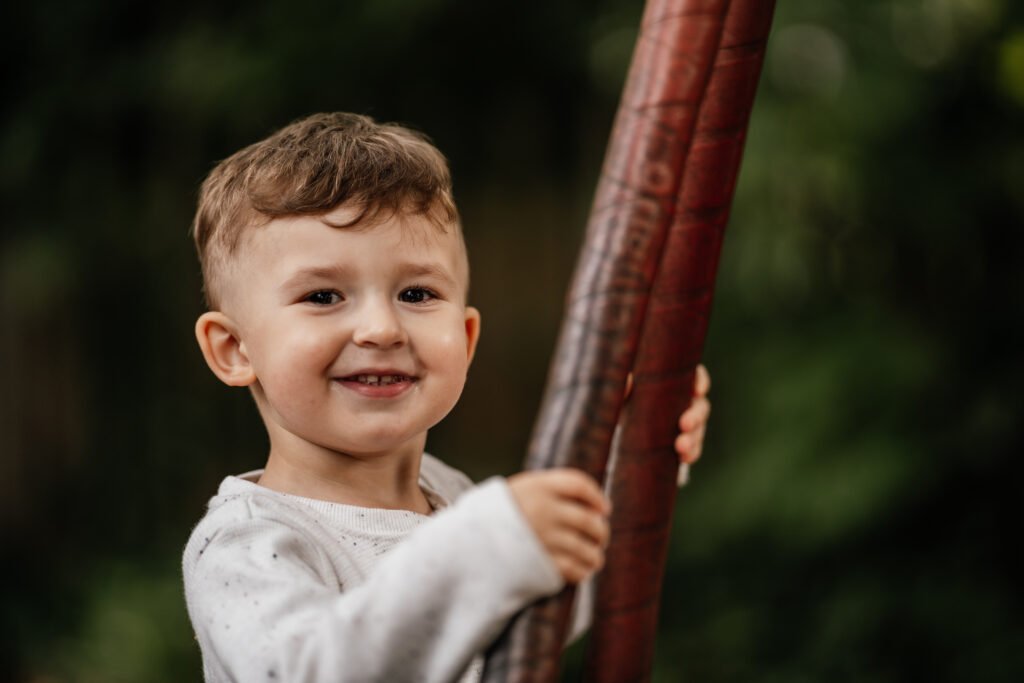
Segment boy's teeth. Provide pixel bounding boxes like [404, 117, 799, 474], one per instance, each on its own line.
[353, 374, 407, 385]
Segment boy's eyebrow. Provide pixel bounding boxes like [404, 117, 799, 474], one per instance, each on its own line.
[279, 264, 356, 289]
[278, 262, 457, 289]
[394, 262, 457, 286]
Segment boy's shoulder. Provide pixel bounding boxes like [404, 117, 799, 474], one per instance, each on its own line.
[181, 467, 326, 581]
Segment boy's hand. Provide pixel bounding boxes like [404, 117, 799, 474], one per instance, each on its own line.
[675, 363, 711, 466]
[507, 469, 611, 585]
[510, 366, 710, 581]
[626, 363, 712, 485]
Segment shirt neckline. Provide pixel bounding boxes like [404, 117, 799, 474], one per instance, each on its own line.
[224, 469, 452, 517]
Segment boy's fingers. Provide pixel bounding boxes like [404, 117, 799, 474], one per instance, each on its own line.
[675, 426, 705, 464]
[679, 397, 711, 432]
[552, 530, 605, 573]
[693, 364, 711, 397]
[556, 556, 598, 585]
[682, 426, 705, 464]
[559, 504, 610, 547]
[548, 469, 610, 514]
[675, 433, 693, 459]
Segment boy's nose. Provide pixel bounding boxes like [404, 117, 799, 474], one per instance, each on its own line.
[352, 301, 407, 349]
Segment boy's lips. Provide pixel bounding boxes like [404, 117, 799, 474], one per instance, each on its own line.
[334, 369, 418, 398]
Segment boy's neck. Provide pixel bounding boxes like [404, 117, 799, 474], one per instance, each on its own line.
[256, 437, 433, 515]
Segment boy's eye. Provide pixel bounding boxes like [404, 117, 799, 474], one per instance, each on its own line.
[305, 290, 342, 306]
[399, 287, 436, 304]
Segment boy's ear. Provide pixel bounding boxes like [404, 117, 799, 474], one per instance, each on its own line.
[195, 311, 257, 387]
[464, 306, 482, 366]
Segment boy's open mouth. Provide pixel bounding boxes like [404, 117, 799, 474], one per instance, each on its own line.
[334, 369, 419, 397]
[343, 374, 416, 386]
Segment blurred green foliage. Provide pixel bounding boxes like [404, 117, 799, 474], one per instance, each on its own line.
[1, 0, 1021, 681]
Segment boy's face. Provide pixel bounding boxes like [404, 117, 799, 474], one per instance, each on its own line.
[208, 204, 480, 461]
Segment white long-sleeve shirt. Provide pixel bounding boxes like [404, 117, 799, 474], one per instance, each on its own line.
[182, 455, 565, 683]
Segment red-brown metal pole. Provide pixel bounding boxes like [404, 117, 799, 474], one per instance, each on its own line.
[481, 1, 731, 680]
[583, 1, 776, 680]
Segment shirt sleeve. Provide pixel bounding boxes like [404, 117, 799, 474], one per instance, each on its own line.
[184, 478, 563, 683]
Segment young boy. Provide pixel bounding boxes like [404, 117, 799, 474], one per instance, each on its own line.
[183, 112, 712, 682]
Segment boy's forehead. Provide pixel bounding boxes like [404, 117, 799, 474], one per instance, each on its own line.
[321, 204, 469, 279]
[228, 204, 470, 292]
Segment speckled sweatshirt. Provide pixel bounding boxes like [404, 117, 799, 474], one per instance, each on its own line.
[182, 454, 566, 683]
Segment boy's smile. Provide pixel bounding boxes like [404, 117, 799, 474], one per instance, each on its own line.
[202, 203, 480, 480]
[336, 371, 418, 397]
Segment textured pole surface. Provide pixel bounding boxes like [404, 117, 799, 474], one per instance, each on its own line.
[583, 1, 776, 681]
[481, 1, 730, 680]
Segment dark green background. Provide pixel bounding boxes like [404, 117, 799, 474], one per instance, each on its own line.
[3, 0, 1022, 680]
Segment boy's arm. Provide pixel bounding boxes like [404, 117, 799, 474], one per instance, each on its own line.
[184, 478, 563, 683]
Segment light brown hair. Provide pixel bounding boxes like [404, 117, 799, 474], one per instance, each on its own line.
[192, 112, 459, 308]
